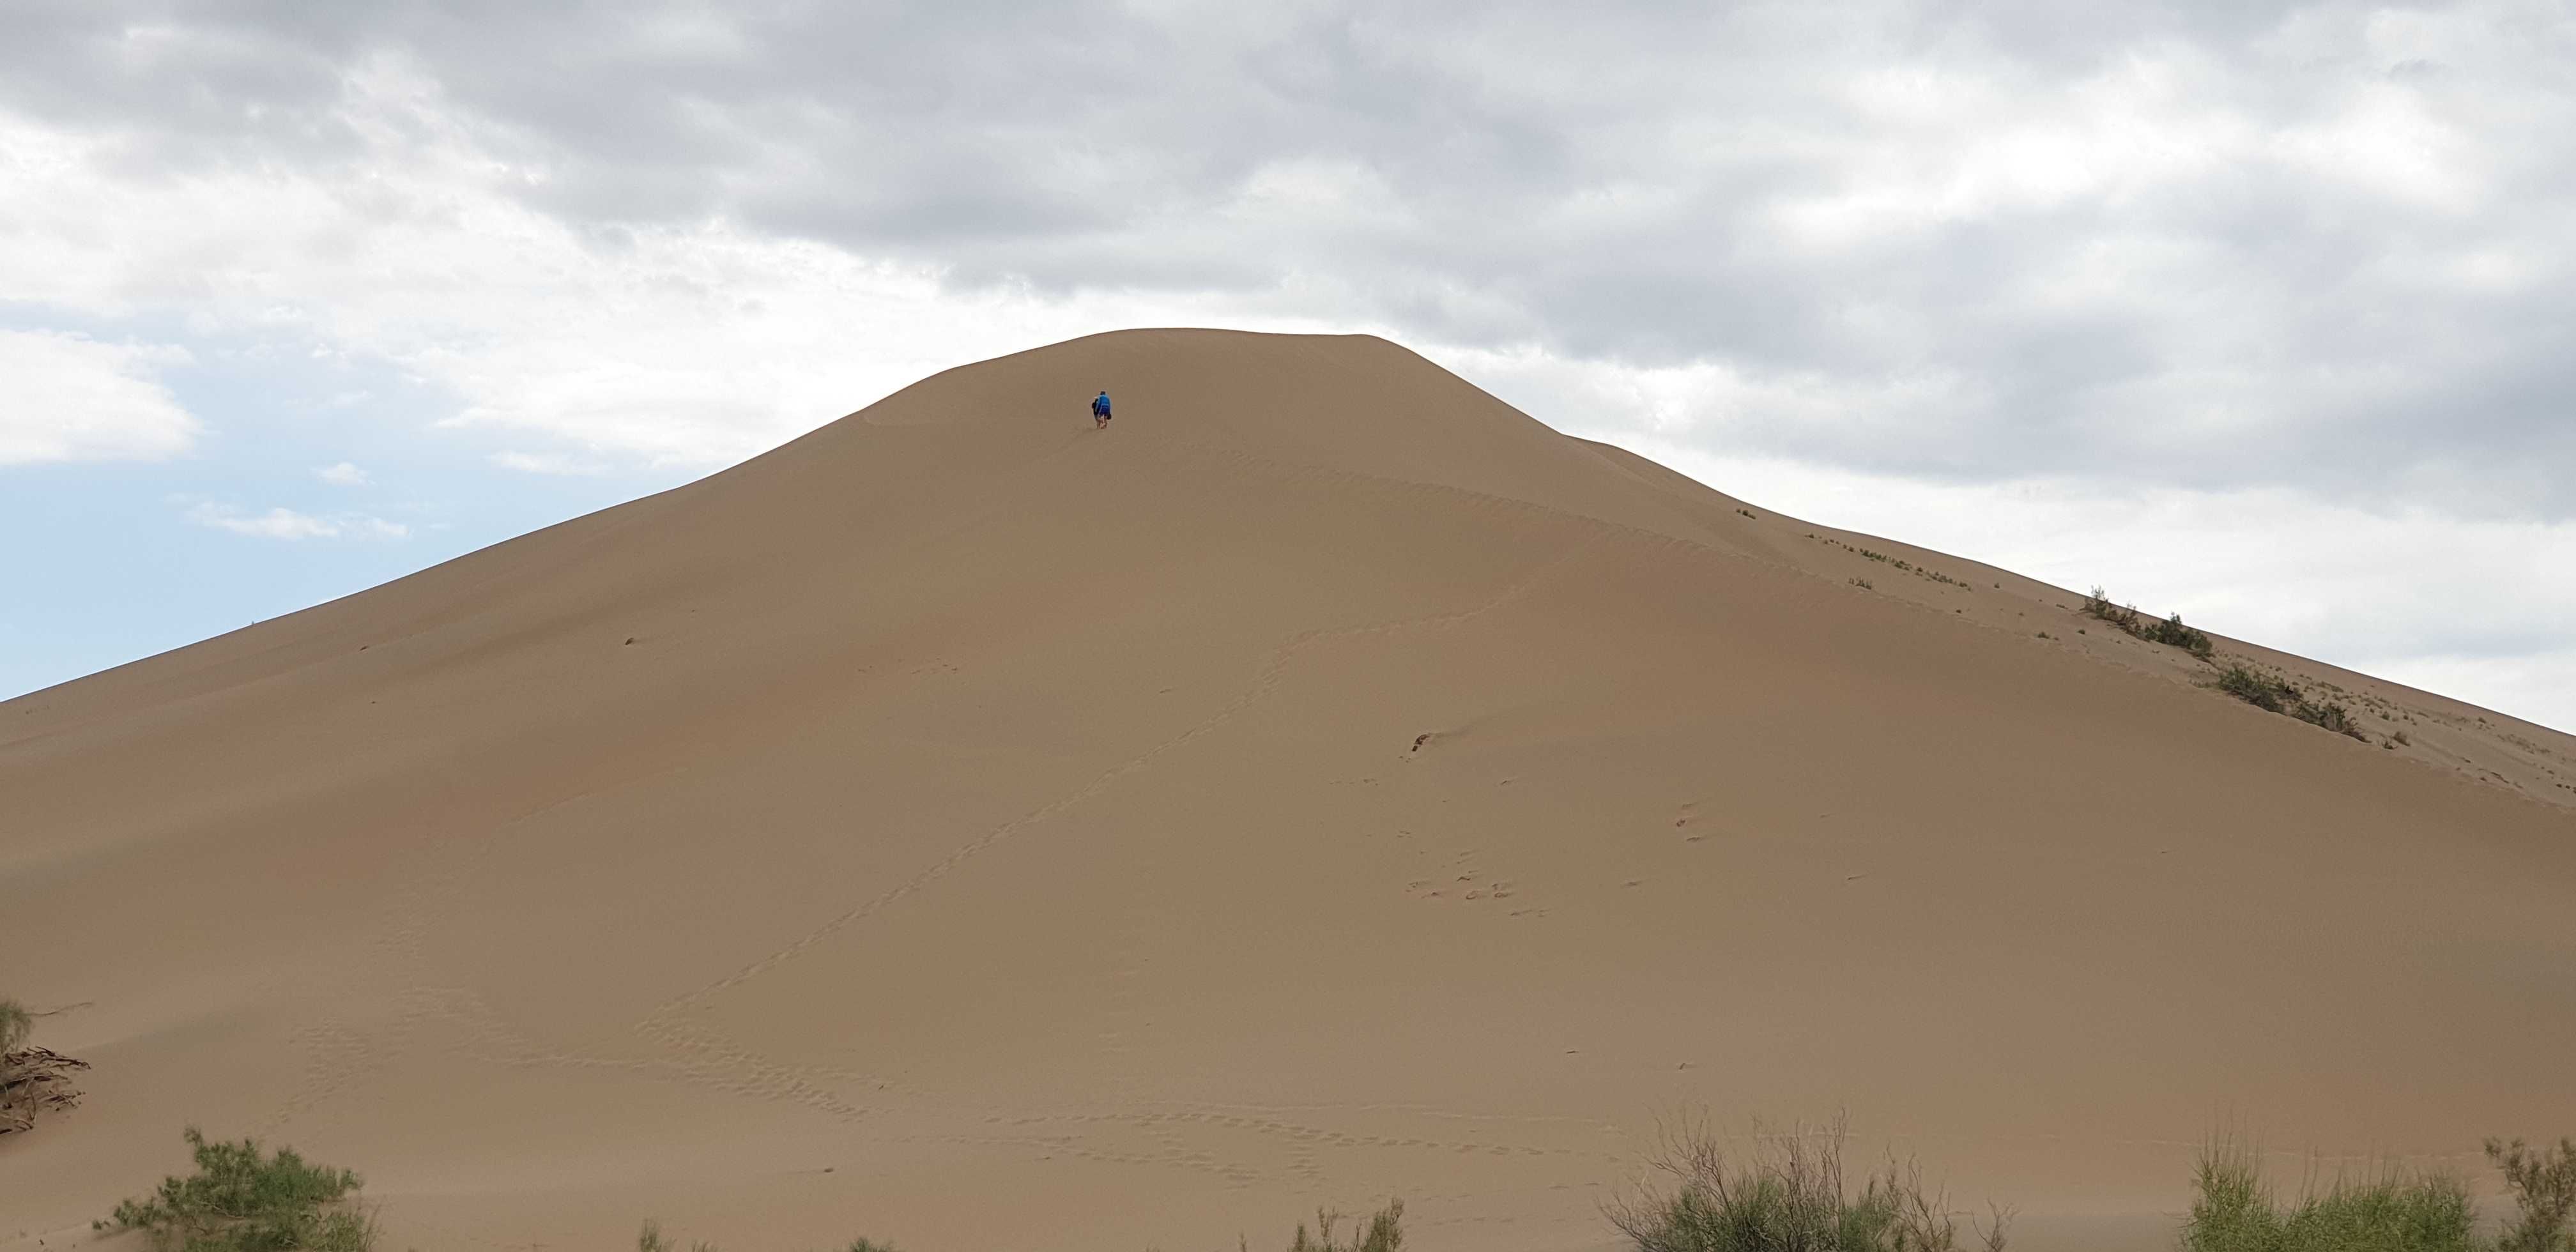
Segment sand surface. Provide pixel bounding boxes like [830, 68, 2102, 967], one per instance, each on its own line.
[6, 330, 2573, 1251]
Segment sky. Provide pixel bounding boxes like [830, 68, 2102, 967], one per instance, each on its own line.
[4, 1, 2572, 731]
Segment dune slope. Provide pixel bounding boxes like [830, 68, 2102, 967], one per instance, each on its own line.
[6, 330, 2573, 1251]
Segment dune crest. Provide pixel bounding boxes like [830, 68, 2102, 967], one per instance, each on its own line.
[6, 330, 2572, 1251]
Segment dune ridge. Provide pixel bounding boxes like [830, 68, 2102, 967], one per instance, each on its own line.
[5, 330, 2573, 1251]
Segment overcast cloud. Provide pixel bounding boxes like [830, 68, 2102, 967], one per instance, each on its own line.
[2, 1, 2570, 728]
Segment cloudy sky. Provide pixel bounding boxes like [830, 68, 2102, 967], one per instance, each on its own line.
[5, 1, 2572, 729]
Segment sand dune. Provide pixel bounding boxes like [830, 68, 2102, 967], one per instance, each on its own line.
[6, 330, 2573, 1251]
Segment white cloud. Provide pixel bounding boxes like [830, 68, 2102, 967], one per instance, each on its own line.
[489, 450, 611, 477]
[316, 461, 371, 485]
[0, 84, 1351, 472]
[0, 329, 200, 465]
[185, 501, 409, 541]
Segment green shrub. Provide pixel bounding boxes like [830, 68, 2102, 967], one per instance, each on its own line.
[97, 1128, 372, 1251]
[2182, 1141, 2473, 1252]
[2489, 1138, 2576, 1252]
[1290, 1200, 1404, 1252]
[1605, 1118, 2005, 1251]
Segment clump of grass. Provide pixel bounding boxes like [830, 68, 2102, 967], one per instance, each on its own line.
[1605, 1117, 2007, 1251]
[2182, 1140, 2476, 1252]
[97, 1128, 374, 1251]
[1290, 1199, 1405, 1252]
[2488, 1138, 2576, 1252]
[2084, 588, 2214, 658]
[637, 1227, 895, 1252]
[0, 1000, 28, 1055]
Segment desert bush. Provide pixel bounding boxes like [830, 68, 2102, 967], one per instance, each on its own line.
[98, 1128, 372, 1251]
[1290, 1200, 1404, 1252]
[2085, 588, 2214, 657]
[2182, 1141, 2474, 1252]
[2144, 613, 2217, 659]
[2291, 699, 2368, 740]
[2488, 1138, 2576, 1252]
[2218, 665, 2292, 712]
[2213, 667, 2371, 741]
[2082, 587, 2143, 633]
[1605, 1117, 2006, 1252]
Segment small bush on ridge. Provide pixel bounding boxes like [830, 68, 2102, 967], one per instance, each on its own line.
[2084, 588, 2215, 659]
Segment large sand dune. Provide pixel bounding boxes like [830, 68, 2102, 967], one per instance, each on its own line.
[6, 330, 2573, 1250]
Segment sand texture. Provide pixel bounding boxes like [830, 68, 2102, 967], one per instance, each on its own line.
[6, 330, 2573, 1250]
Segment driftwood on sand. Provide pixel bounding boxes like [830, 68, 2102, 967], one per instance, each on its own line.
[1, 1047, 89, 1134]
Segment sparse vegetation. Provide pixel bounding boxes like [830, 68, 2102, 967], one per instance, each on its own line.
[1850, 577, 1874, 590]
[2083, 588, 2214, 659]
[98, 1129, 374, 1252]
[70, 1122, 2565, 1252]
[1809, 536, 1975, 590]
[1605, 1117, 2007, 1252]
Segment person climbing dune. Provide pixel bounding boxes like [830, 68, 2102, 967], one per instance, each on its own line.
[1091, 390, 1112, 430]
